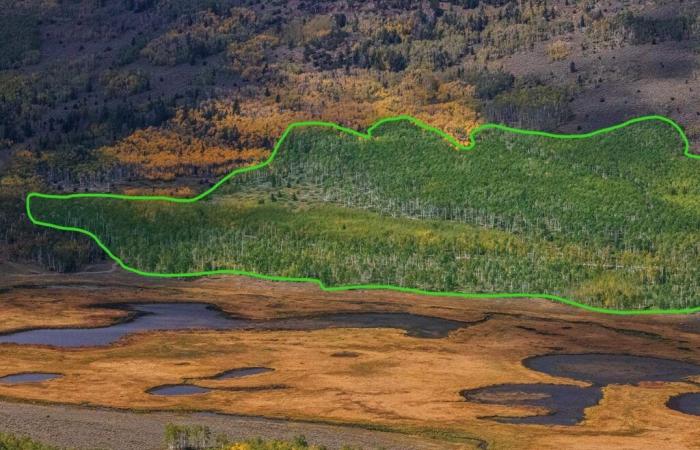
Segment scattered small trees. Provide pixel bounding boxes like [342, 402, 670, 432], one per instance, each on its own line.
[484, 85, 571, 130]
[465, 69, 515, 100]
[101, 69, 150, 99]
[164, 424, 220, 450]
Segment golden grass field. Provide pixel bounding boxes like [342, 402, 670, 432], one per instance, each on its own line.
[1, 261, 700, 449]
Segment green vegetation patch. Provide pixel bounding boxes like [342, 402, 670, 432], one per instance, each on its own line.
[164, 423, 352, 450]
[28, 117, 699, 311]
[0, 431, 61, 450]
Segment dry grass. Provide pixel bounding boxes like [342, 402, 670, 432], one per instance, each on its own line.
[1, 264, 700, 449]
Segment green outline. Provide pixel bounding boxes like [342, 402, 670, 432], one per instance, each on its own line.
[25, 114, 699, 316]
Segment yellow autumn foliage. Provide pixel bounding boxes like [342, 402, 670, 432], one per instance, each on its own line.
[100, 127, 268, 180]
[100, 68, 479, 183]
[546, 40, 570, 61]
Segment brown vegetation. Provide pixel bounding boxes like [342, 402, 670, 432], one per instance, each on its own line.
[1, 265, 700, 449]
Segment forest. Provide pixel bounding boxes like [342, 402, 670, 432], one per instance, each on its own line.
[29, 118, 700, 310]
[2, 0, 699, 277]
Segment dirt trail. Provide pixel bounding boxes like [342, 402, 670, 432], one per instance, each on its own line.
[0, 400, 458, 450]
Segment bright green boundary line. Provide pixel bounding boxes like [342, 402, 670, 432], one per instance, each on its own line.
[25, 114, 699, 316]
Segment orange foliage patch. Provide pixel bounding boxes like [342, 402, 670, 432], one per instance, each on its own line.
[100, 69, 479, 184]
[101, 128, 268, 181]
[121, 186, 197, 197]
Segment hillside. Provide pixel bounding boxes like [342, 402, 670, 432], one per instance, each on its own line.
[28, 116, 698, 310]
[2, 0, 700, 273]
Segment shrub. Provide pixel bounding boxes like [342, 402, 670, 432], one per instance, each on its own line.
[0, 431, 60, 450]
[228, 434, 333, 450]
[164, 423, 213, 450]
[546, 40, 570, 61]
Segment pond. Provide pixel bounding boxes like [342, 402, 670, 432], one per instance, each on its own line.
[205, 367, 274, 380]
[460, 383, 603, 425]
[0, 372, 62, 384]
[0, 303, 468, 347]
[462, 353, 700, 425]
[147, 384, 211, 396]
[523, 353, 700, 385]
[667, 392, 700, 417]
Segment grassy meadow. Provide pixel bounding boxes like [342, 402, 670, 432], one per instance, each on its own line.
[29, 119, 700, 310]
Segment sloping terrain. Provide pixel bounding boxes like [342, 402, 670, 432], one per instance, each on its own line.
[27, 116, 698, 310]
[2, 0, 700, 275]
